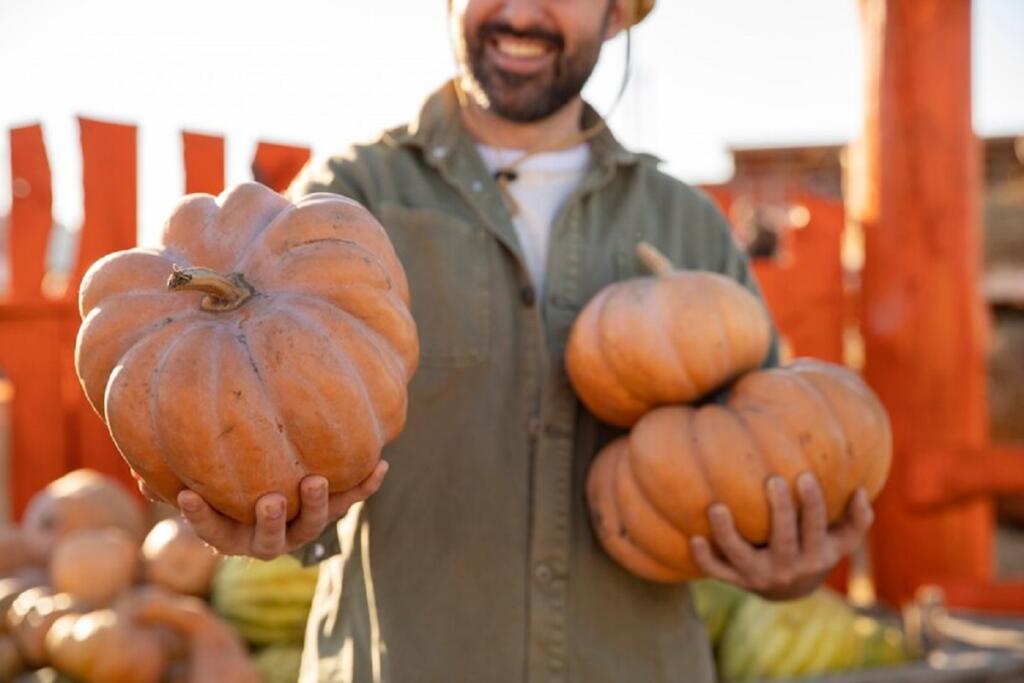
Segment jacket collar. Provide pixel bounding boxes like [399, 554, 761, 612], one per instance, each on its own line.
[389, 80, 655, 170]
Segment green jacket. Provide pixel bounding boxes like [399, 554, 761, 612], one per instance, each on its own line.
[288, 81, 777, 683]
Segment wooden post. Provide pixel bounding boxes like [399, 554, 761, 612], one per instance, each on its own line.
[8, 125, 51, 301]
[855, 0, 991, 605]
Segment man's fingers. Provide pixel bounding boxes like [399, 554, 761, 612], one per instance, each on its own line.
[767, 477, 799, 566]
[286, 476, 330, 548]
[831, 489, 875, 555]
[707, 504, 759, 574]
[178, 461, 390, 560]
[690, 536, 747, 587]
[179, 490, 241, 553]
[250, 494, 288, 560]
[797, 472, 828, 557]
[326, 461, 390, 520]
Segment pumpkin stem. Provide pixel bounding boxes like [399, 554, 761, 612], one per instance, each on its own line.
[167, 266, 255, 312]
[636, 241, 675, 277]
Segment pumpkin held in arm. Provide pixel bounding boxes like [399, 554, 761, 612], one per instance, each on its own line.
[571, 242, 892, 583]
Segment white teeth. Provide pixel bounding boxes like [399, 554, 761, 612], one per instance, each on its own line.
[495, 37, 548, 58]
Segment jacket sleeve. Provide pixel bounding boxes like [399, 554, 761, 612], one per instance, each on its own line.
[286, 150, 376, 208]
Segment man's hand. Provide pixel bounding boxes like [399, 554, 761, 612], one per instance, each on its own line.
[134, 462, 389, 560]
[689, 472, 874, 601]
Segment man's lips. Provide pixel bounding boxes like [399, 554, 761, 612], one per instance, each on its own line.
[484, 33, 559, 76]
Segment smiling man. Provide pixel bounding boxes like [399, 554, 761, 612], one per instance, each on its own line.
[175, 1, 875, 681]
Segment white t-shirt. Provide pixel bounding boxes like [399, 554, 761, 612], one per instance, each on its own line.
[475, 143, 592, 293]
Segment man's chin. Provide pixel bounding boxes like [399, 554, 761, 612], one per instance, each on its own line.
[483, 97, 554, 123]
[479, 81, 555, 122]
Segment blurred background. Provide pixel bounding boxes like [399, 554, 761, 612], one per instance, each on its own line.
[0, 0, 1020, 247]
[1, 1, 1024, 681]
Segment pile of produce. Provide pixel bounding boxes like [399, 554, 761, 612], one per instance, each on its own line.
[0, 469, 317, 683]
[569, 242, 894, 582]
[692, 579, 913, 680]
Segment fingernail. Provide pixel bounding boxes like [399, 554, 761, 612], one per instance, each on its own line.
[690, 536, 707, 550]
[263, 500, 284, 519]
[178, 492, 200, 513]
[798, 472, 816, 491]
[308, 478, 327, 500]
[769, 477, 787, 495]
[378, 461, 390, 476]
[709, 504, 728, 520]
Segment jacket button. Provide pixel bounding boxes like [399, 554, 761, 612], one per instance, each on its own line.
[520, 285, 536, 307]
[534, 563, 553, 583]
[527, 415, 542, 437]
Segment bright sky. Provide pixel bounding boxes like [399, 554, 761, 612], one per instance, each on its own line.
[1, 0, 1022, 246]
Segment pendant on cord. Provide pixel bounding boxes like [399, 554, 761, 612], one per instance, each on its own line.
[493, 168, 521, 217]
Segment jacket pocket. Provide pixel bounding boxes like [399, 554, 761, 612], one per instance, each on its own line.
[377, 202, 491, 367]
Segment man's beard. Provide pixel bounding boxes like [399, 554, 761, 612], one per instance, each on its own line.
[460, 12, 610, 123]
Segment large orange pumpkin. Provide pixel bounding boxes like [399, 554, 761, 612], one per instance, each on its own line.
[566, 242, 773, 427]
[75, 183, 419, 523]
[587, 359, 892, 582]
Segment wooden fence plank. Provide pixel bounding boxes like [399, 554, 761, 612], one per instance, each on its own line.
[252, 141, 310, 193]
[183, 131, 225, 196]
[7, 124, 52, 301]
[70, 117, 138, 294]
[64, 117, 139, 491]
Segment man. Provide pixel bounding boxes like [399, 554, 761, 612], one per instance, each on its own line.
[178, 1, 875, 680]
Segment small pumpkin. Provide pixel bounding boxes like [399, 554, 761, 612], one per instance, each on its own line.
[142, 518, 219, 597]
[20, 470, 146, 563]
[566, 241, 772, 427]
[49, 529, 139, 607]
[129, 587, 260, 683]
[75, 183, 419, 523]
[6, 588, 82, 667]
[45, 608, 169, 683]
[588, 359, 892, 582]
